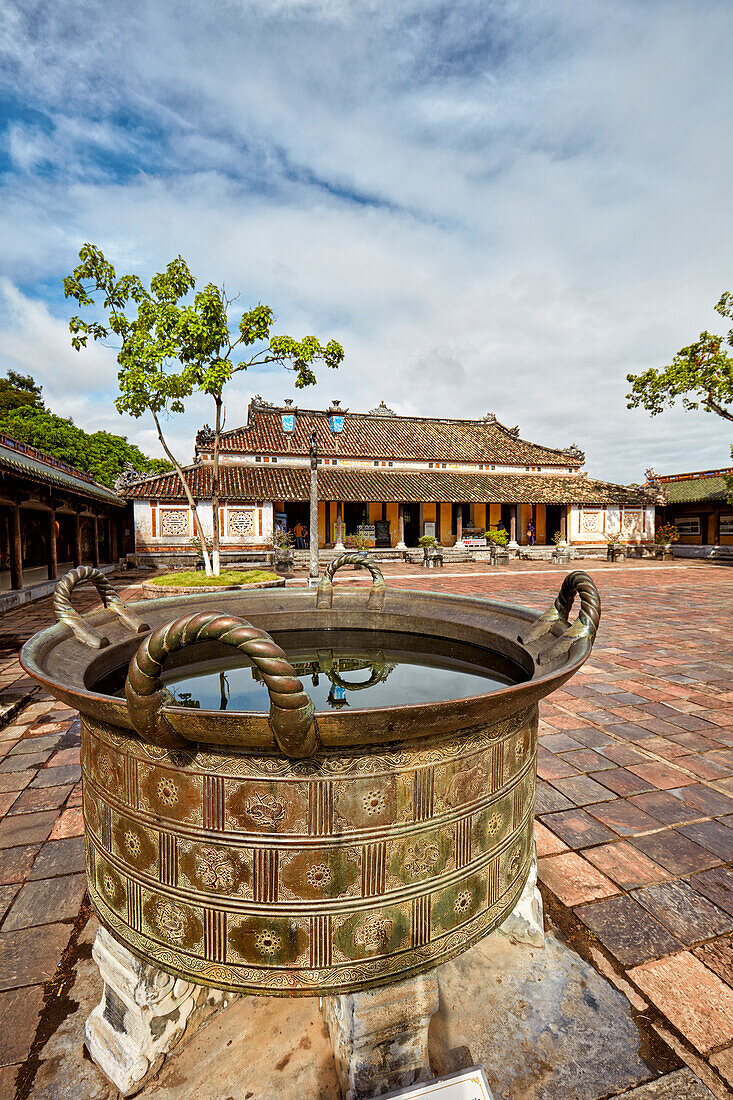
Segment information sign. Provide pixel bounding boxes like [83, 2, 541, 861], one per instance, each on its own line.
[423, 521, 436, 538]
[463, 537, 488, 549]
[380, 1066, 493, 1100]
[374, 520, 392, 547]
[720, 515, 733, 536]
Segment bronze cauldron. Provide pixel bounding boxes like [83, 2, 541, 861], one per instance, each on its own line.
[20, 555, 600, 996]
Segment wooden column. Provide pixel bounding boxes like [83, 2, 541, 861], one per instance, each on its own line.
[560, 508, 567, 543]
[10, 503, 22, 591]
[509, 505, 517, 542]
[91, 516, 99, 567]
[47, 509, 58, 581]
[435, 502, 441, 543]
[74, 513, 83, 566]
[455, 503, 463, 544]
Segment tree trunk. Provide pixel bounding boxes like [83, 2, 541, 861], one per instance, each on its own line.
[211, 396, 222, 576]
[152, 412, 212, 575]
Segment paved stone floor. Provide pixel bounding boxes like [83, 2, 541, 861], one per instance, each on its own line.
[0, 560, 731, 1098]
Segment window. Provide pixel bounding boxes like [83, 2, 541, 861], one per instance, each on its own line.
[255, 456, 262, 463]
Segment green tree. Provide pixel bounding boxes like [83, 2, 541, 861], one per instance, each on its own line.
[64, 243, 344, 574]
[626, 292, 733, 502]
[0, 404, 172, 488]
[0, 371, 45, 415]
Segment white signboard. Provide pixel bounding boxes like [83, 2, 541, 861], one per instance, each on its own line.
[676, 516, 700, 536]
[423, 521, 436, 538]
[720, 514, 733, 536]
[381, 1066, 493, 1100]
[463, 537, 488, 549]
[357, 525, 376, 538]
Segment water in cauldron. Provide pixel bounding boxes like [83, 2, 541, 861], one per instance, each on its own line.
[97, 629, 527, 712]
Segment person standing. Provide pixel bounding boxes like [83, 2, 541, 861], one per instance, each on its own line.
[293, 521, 307, 549]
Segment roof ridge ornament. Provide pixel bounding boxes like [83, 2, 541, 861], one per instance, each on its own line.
[113, 461, 145, 495]
[367, 400, 395, 416]
[481, 412, 497, 423]
[195, 424, 215, 448]
[251, 394, 275, 410]
[327, 398, 349, 415]
[565, 443, 585, 463]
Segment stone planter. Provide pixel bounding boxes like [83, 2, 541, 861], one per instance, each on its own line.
[141, 576, 285, 599]
[274, 549, 295, 573]
[606, 545, 625, 563]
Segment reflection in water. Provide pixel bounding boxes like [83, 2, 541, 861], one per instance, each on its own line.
[154, 632, 525, 713]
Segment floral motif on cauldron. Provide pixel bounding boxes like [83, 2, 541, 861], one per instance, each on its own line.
[306, 862, 332, 889]
[157, 777, 179, 807]
[195, 847, 236, 891]
[255, 929, 281, 956]
[228, 916, 308, 966]
[124, 831, 141, 859]
[404, 841, 441, 878]
[485, 812, 504, 837]
[155, 899, 187, 942]
[103, 874, 117, 900]
[362, 789, 386, 816]
[453, 889, 473, 915]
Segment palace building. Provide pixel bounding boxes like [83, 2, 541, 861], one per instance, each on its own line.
[124, 400, 651, 563]
[126, 397, 655, 561]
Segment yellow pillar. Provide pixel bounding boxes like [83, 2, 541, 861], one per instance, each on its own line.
[368, 502, 382, 524]
[474, 503, 486, 532]
[536, 504, 546, 544]
[386, 503, 399, 546]
[440, 502, 452, 544]
[489, 503, 501, 529]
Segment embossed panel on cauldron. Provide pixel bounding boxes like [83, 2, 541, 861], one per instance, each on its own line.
[81, 704, 538, 996]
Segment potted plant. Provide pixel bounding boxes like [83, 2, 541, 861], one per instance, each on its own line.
[273, 531, 295, 571]
[486, 529, 509, 546]
[419, 533, 439, 564]
[351, 532, 370, 566]
[655, 522, 679, 559]
[606, 532, 625, 562]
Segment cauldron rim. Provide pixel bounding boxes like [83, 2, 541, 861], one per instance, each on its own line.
[20, 581, 592, 752]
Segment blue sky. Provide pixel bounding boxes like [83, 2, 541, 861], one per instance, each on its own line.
[0, 0, 731, 480]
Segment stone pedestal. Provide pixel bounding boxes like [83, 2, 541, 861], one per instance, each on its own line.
[497, 847, 545, 948]
[321, 971, 439, 1100]
[85, 927, 237, 1096]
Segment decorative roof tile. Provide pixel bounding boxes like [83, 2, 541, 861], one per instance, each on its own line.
[128, 464, 653, 507]
[207, 403, 581, 465]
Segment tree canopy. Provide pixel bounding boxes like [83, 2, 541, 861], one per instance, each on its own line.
[0, 371, 45, 415]
[0, 374, 172, 488]
[626, 293, 733, 422]
[64, 243, 344, 572]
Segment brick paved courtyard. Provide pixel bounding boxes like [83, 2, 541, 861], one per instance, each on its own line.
[0, 560, 731, 1098]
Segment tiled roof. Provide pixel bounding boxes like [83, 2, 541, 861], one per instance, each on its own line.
[661, 474, 732, 505]
[211, 405, 580, 465]
[128, 464, 653, 506]
[0, 434, 125, 506]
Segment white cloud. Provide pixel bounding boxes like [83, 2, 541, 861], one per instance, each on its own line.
[0, 0, 731, 480]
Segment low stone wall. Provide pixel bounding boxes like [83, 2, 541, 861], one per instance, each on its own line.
[673, 544, 733, 563]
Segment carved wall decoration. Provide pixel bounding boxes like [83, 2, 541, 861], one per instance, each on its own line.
[159, 509, 190, 538]
[581, 510, 601, 532]
[228, 509, 255, 538]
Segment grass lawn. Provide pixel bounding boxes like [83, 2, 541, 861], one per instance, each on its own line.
[149, 570, 279, 587]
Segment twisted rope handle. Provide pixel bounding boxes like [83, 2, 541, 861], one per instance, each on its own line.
[554, 571, 601, 639]
[125, 611, 319, 758]
[316, 553, 386, 609]
[519, 570, 601, 658]
[53, 566, 149, 649]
